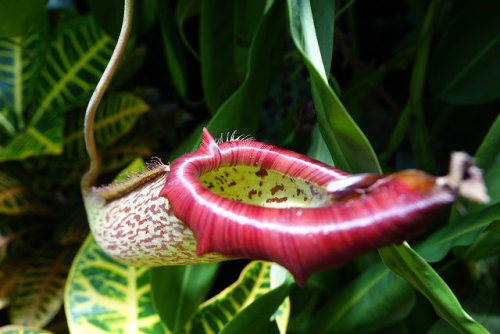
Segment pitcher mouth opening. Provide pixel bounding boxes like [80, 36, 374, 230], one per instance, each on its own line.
[199, 165, 336, 209]
[160, 128, 488, 285]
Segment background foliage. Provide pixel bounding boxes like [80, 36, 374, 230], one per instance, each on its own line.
[0, 0, 499, 333]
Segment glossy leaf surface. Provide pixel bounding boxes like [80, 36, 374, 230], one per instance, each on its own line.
[379, 242, 489, 333]
[65, 235, 167, 334]
[287, 0, 380, 173]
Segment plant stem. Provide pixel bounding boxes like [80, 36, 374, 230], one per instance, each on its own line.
[81, 0, 134, 191]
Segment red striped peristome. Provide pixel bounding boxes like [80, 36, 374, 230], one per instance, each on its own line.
[161, 128, 488, 285]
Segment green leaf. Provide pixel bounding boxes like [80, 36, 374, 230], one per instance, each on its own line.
[0, 16, 47, 134]
[0, 328, 54, 334]
[462, 221, 500, 260]
[35, 134, 152, 188]
[429, 0, 500, 105]
[0, 108, 64, 161]
[310, 0, 334, 75]
[159, 1, 188, 100]
[287, 0, 380, 173]
[184, 261, 284, 333]
[307, 124, 334, 166]
[0, 172, 44, 215]
[63, 93, 149, 159]
[200, 0, 240, 114]
[205, 0, 286, 136]
[416, 203, 500, 263]
[176, 0, 200, 21]
[151, 263, 219, 332]
[0, 0, 48, 37]
[65, 234, 167, 334]
[379, 242, 489, 333]
[218, 272, 293, 334]
[9, 246, 75, 328]
[309, 264, 415, 333]
[0, 16, 114, 162]
[475, 113, 500, 206]
[200, 0, 267, 114]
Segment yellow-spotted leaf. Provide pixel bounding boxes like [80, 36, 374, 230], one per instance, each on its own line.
[0, 16, 114, 162]
[8, 246, 75, 328]
[0, 172, 44, 215]
[65, 235, 168, 334]
[0, 16, 47, 137]
[185, 261, 290, 334]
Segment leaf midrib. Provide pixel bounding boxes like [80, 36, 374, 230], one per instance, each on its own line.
[31, 33, 111, 125]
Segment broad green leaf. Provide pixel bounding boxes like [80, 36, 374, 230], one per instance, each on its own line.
[200, 0, 240, 114]
[151, 263, 219, 333]
[416, 202, 500, 263]
[9, 246, 75, 328]
[185, 261, 288, 333]
[0, 16, 47, 134]
[379, 242, 489, 333]
[429, 0, 500, 105]
[287, 0, 380, 173]
[201, 0, 267, 114]
[170, 0, 285, 156]
[307, 124, 334, 166]
[218, 272, 294, 334]
[206, 0, 286, 136]
[462, 221, 500, 260]
[0, 16, 114, 162]
[0, 0, 48, 37]
[0, 172, 44, 215]
[0, 327, 54, 334]
[308, 264, 415, 333]
[65, 235, 167, 334]
[159, 1, 188, 100]
[310, 0, 334, 75]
